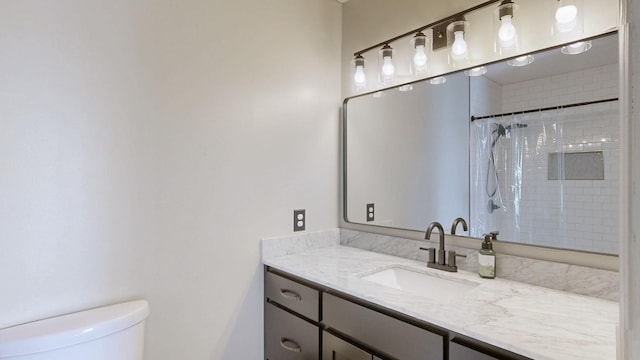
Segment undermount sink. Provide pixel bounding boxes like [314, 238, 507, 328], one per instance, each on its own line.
[360, 266, 480, 301]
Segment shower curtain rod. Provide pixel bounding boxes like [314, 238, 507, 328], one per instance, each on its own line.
[470, 97, 619, 122]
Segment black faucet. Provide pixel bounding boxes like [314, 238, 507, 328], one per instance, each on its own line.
[420, 221, 466, 272]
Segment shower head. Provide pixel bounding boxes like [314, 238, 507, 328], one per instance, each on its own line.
[491, 123, 527, 149]
[495, 124, 506, 137]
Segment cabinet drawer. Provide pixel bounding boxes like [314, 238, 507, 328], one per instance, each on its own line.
[265, 271, 319, 321]
[323, 293, 444, 360]
[450, 341, 498, 360]
[265, 302, 319, 360]
[323, 331, 373, 360]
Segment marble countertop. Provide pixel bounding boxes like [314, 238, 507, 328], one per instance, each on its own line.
[263, 245, 618, 360]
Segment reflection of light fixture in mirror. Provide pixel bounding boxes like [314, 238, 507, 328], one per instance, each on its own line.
[496, 0, 519, 51]
[507, 54, 534, 66]
[464, 66, 488, 77]
[561, 40, 592, 54]
[553, 0, 582, 36]
[352, 54, 366, 91]
[398, 84, 414, 92]
[447, 18, 469, 65]
[429, 76, 447, 85]
[411, 32, 428, 76]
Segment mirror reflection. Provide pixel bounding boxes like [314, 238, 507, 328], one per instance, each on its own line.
[344, 33, 619, 255]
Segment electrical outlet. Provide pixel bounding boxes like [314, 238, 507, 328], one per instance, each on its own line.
[366, 203, 375, 222]
[294, 209, 306, 231]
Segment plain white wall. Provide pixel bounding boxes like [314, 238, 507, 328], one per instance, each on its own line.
[0, 0, 341, 359]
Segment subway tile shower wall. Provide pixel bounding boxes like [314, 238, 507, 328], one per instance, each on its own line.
[498, 63, 619, 254]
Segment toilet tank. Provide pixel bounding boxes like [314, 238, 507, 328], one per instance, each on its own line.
[0, 300, 149, 360]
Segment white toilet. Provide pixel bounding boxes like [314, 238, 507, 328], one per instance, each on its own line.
[0, 300, 149, 360]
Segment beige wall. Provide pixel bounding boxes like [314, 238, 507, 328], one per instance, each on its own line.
[0, 0, 341, 359]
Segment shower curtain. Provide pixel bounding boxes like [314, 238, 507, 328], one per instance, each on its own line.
[470, 109, 568, 248]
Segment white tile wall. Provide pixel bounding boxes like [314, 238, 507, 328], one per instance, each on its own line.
[480, 63, 619, 254]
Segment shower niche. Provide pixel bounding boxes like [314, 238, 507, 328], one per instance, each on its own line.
[343, 32, 619, 255]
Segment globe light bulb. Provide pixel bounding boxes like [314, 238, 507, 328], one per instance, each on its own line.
[498, 15, 517, 47]
[451, 31, 468, 59]
[555, 5, 578, 33]
[353, 65, 366, 86]
[414, 45, 427, 68]
[382, 56, 395, 77]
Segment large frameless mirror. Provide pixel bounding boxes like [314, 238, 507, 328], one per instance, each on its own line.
[344, 32, 619, 255]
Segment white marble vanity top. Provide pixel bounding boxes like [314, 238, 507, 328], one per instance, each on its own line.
[263, 245, 618, 360]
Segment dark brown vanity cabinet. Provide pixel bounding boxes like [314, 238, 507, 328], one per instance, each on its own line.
[264, 271, 320, 359]
[264, 267, 529, 360]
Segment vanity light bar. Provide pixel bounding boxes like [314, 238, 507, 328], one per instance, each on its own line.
[352, 0, 502, 56]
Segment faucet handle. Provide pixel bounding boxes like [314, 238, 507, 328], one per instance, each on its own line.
[447, 250, 467, 268]
[419, 247, 436, 264]
[489, 231, 500, 240]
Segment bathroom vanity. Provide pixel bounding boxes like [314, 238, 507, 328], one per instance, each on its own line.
[263, 245, 617, 360]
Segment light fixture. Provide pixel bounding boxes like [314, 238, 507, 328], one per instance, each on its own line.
[352, 54, 366, 91]
[429, 76, 447, 85]
[379, 44, 395, 85]
[507, 54, 535, 66]
[553, 0, 583, 37]
[411, 32, 429, 76]
[398, 84, 414, 92]
[495, 0, 519, 53]
[561, 40, 592, 54]
[464, 66, 488, 77]
[447, 18, 470, 65]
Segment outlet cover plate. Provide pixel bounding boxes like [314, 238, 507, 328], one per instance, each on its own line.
[294, 209, 306, 231]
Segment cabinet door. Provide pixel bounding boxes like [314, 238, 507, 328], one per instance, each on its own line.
[322, 331, 372, 360]
[323, 293, 444, 360]
[265, 303, 319, 360]
[449, 341, 498, 360]
[450, 338, 531, 360]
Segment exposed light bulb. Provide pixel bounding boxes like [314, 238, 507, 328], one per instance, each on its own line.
[414, 45, 427, 68]
[498, 15, 517, 47]
[353, 55, 366, 90]
[451, 31, 468, 59]
[382, 56, 395, 76]
[555, 5, 578, 33]
[353, 65, 366, 86]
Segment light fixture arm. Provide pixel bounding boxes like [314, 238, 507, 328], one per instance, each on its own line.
[352, 0, 503, 57]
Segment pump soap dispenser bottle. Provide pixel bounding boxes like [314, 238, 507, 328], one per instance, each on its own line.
[479, 234, 496, 279]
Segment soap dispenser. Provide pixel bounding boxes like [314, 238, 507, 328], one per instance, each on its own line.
[479, 234, 496, 279]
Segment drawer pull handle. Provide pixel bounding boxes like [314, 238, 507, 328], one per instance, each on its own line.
[280, 289, 302, 301]
[280, 338, 302, 353]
